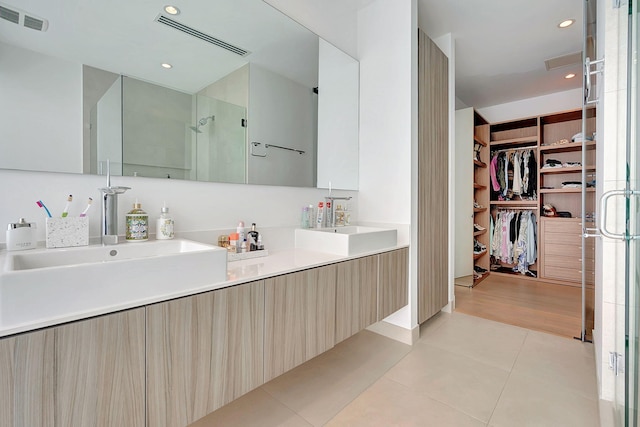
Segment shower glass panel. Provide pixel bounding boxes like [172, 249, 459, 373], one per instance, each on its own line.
[194, 94, 247, 184]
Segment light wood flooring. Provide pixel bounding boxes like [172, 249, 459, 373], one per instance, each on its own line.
[455, 273, 594, 340]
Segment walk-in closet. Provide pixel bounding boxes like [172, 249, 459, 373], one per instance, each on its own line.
[454, 107, 596, 340]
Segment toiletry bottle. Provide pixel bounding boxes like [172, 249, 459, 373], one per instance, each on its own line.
[316, 202, 324, 228]
[308, 204, 314, 228]
[241, 238, 248, 253]
[237, 221, 245, 249]
[126, 201, 149, 242]
[325, 200, 332, 227]
[257, 234, 264, 250]
[229, 233, 239, 253]
[156, 204, 174, 240]
[248, 223, 260, 251]
[6, 218, 37, 251]
[301, 206, 310, 228]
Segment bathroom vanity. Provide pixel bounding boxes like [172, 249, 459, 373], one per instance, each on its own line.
[0, 246, 408, 427]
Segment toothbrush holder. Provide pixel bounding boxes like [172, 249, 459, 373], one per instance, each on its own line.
[46, 217, 89, 248]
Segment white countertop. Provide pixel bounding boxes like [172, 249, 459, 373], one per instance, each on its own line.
[0, 243, 407, 338]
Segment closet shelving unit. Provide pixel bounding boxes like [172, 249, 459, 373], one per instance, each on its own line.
[488, 116, 540, 277]
[538, 108, 596, 287]
[473, 112, 490, 285]
[478, 107, 597, 285]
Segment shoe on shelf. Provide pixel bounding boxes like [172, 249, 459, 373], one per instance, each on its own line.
[473, 201, 484, 209]
[473, 223, 486, 232]
[474, 265, 488, 274]
[473, 239, 487, 255]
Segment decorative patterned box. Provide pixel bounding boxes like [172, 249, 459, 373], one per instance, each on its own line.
[46, 217, 89, 248]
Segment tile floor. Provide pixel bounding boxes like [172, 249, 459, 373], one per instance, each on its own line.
[190, 312, 600, 427]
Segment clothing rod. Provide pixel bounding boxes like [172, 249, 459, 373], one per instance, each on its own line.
[493, 206, 536, 210]
[490, 146, 536, 154]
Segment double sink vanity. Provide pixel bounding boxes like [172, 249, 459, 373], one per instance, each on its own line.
[0, 226, 407, 427]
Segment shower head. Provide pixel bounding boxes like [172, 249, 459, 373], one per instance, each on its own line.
[198, 115, 215, 126]
[190, 115, 215, 133]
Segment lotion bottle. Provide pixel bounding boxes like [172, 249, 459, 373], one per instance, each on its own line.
[126, 201, 149, 242]
[316, 202, 324, 228]
[156, 204, 174, 240]
[6, 218, 36, 251]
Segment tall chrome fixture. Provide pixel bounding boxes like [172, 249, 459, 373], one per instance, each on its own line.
[99, 160, 130, 245]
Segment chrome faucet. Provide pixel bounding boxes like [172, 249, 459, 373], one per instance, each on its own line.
[99, 160, 130, 245]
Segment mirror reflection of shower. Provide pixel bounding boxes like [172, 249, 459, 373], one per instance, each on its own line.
[190, 115, 215, 133]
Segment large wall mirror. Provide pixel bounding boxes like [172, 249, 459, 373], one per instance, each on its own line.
[0, 0, 359, 189]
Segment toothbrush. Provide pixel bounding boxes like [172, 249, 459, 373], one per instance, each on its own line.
[36, 200, 52, 218]
[79, 198, 93, 217]
[61, 194, 73, 217]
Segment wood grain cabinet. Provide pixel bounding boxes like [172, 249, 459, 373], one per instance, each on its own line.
[0, 329, 55, 427]
[335, 255, 378, 343]
[0, 308, 146, 427]
[146, 280, 265, 427]
[378, 248, 409, 320]
[264, 265, 337, 382]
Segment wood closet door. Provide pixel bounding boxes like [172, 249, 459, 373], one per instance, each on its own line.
[418, 29, 449, 324]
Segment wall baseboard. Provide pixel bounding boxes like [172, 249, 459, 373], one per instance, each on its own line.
[366, 320, 418, 345]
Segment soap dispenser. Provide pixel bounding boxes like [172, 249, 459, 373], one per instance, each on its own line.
[6, 218, 37, 251]
[156, 204, 174, 240]
[126, 201, 149, 242]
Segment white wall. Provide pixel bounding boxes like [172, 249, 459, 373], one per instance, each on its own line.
[0, 42, 82, 173]
[477, 88, 582, 123]
[358, 0, 416, 329]
[248, 64, 316, 187]
[0, 169, 356, 246]
[317, 38, 360, 190]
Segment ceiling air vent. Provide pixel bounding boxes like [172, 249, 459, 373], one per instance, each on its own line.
[0, 3, 48, 31]
[155, 14, 249, 57]
[544, 52, 582, 71]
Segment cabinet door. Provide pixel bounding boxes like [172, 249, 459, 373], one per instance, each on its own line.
[264, 265, 337, 382]
[55, 308, 146, 427]
[335, 256, 378, 343]
[378, 248, 409, 320]
[146, 281, 264, 427]
[0, 329, 55, 427]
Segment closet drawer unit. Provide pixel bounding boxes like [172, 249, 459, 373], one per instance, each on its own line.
[543, 265, 595, 285]
[542, 231, 588, 246]
[543, 242, 595, 259]
[542, 219, 584, 235]
[544, 254, 595, 271]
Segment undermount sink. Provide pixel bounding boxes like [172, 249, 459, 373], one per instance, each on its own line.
[295, 226, 397, 256]
[1, 239, 227, 329]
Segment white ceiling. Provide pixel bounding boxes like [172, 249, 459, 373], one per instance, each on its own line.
[1, 0, 584, 107]
[418, 0, 584, 108]
[0, 0, 319, 93]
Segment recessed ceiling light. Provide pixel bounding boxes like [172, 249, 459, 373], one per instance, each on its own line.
[164, 5, 180, 15]
[558, 19, 575, 28]
[565, 73, 576, 79]
[161, 63, 173, 69]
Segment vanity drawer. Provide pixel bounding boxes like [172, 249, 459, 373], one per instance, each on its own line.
[542, 219, 584, 235]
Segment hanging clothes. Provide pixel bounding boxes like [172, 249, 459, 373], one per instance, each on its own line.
[490, 209, 537, 275]
[489, 148, 537, 201]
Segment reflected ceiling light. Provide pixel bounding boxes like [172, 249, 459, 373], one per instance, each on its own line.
[558, 19, 575, 28]
[161, 63, 173, 69]
[565, 73, 576, 79]
[164, 5, 180, 15]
